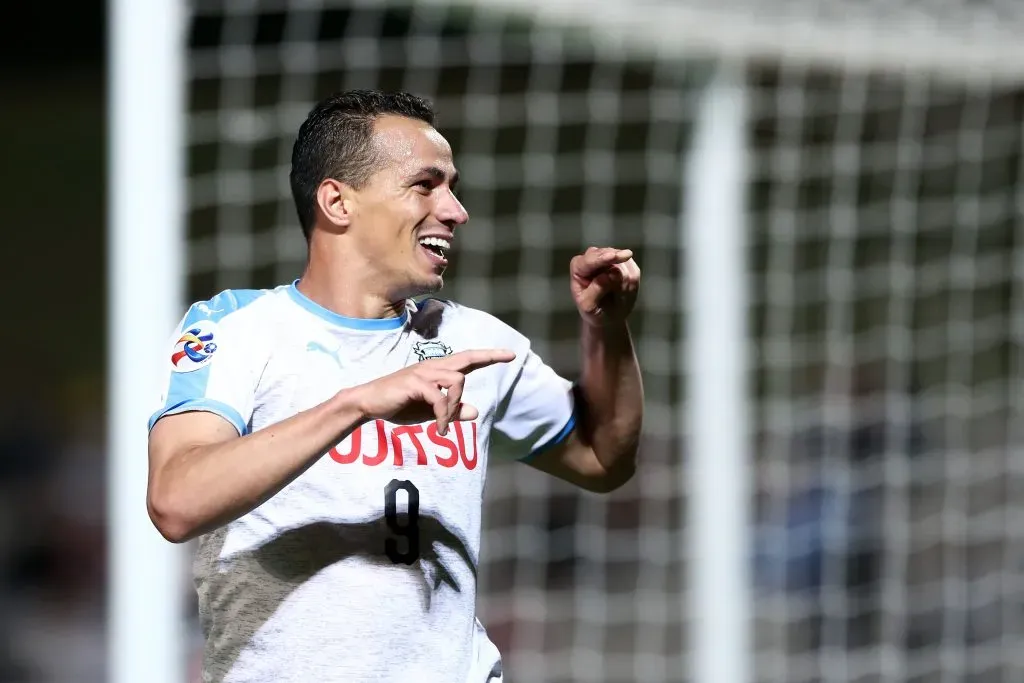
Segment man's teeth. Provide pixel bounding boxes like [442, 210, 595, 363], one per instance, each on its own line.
[418, 236, 451, 255]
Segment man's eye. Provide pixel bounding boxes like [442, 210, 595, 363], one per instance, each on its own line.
[416, 180, 433, 191]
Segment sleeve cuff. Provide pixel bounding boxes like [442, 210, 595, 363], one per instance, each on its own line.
[148, 398, 248, 436]
[519, 412, 576, 463]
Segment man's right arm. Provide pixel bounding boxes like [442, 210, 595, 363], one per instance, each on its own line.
[147, 389, 365, 543]
[147, 348, 515, 544]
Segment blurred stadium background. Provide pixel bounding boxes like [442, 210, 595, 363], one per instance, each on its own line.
[4, 1, 1024, 682]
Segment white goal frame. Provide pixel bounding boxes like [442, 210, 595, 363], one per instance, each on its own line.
[107, 2, 187, 683]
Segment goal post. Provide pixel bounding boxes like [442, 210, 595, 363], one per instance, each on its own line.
[107, 2, 187, 683]
[685, 61, 752, 683]
[109, 1, 1024, 682]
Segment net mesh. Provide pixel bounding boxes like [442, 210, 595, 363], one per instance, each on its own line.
[183, 2, 1024, 681]
[748, 69, 1023, 683]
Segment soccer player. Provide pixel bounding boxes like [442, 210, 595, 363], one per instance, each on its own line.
[146, 90, 643, 683]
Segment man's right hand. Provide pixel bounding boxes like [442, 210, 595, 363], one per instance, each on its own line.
[350, 349, 516, 435]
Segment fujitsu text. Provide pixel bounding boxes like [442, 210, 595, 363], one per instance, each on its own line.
[328, 420, 478, 470]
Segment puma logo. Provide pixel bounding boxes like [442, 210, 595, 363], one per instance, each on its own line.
[306, 341, 343, 368]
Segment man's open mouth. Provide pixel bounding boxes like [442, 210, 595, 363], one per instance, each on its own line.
[418, 236, 451, 263]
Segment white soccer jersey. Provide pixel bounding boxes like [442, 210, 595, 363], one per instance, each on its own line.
[149, 281, 577, 683]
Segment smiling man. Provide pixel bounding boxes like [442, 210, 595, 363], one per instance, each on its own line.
[145, 90, 644, 683]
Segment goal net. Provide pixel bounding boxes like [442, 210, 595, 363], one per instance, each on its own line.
[182, 1, 1024, 681]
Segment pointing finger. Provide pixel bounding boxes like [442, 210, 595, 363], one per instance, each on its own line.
[443, 349, 517, 373]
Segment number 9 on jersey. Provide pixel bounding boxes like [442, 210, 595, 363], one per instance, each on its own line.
[384, 479, 420, 565]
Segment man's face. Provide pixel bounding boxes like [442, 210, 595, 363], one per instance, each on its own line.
[344, 115, 468, 299]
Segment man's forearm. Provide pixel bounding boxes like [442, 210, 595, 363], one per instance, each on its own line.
[149, 391, 366, 543]
[576, 321, 644, 473]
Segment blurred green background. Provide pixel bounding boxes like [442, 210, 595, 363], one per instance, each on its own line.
[2, 3, 104, 390]
[0, 6, 108, 681]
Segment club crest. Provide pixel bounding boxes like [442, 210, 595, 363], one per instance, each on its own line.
[413, 340, 452, 361]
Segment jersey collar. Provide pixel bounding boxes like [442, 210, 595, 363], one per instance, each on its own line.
[286, 280, 409, 331]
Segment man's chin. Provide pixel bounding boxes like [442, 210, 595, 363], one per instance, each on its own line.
[420, 274, 445, 294]
[398, 273, 444, 300]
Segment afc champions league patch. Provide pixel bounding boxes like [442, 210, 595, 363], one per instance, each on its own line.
[413, 340, 452, 362]
[171, 320, 220, 373]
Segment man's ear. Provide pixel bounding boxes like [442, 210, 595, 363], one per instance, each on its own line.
[316, 178, 354, 230]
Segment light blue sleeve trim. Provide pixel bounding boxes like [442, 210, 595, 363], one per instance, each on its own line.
[519, 411, 577, 463]
[153, 288, 269, 435]
[148, 398, 248, 436]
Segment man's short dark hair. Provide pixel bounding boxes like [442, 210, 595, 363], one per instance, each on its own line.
[289, 90, 437, 239]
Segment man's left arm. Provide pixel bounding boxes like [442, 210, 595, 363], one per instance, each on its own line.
[527, 247, 644, 493]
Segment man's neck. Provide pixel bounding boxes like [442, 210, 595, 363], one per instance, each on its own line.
[297, 252, 405, 320]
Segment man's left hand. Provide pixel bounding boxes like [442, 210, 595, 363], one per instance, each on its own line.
[569, 247, 641, 327]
